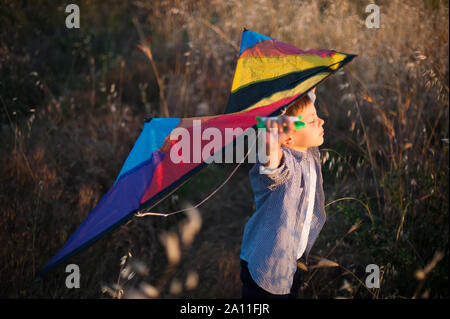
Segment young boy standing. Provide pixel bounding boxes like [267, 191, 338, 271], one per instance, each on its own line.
[240, 89, 327, 299]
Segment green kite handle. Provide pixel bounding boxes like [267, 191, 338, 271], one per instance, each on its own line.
[255, 116, 305, 131]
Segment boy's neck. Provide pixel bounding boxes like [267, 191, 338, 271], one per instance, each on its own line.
[286, 145, 308, 153]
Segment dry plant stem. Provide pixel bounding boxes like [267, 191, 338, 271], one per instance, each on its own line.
[305, 220, 362, 289]
[139, 43, 170, 117]
[347, 73, 382, 214]
[133, 17, 170, 117]
[156, 264, 178, 294]
[313, 271, 348, 297]
[325, 220, 362, 259]
[421, 101, 446, 162]
[395, 202, 411, 241]
[412, 251, 444, 299]
[0, 96, 36, 181]
[190, 15, 239, 53]
[180, 72, 189, 117]
[337, 264, 378, 299]
[31, 183, 42, 278]
[90, 57, 95, 111]
[307, 255, 378, 298]
[324, 197, 373, 223]
[113, 60, 125, 146]
[114, 254, 131, 299]
[119, 60, 124, 116]
[175, 8, 239, 53]
[376, 266, 387, 299]
[115, 265, 123, 299]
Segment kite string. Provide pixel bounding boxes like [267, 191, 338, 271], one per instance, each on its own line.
[135, 130, 263, 218]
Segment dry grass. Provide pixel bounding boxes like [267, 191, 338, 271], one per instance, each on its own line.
[0, 0, 448, 298]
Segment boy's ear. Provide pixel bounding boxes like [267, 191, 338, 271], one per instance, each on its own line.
[283, 135, 295, 147]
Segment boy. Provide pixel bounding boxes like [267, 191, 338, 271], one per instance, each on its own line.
[240, 88, 326, 299]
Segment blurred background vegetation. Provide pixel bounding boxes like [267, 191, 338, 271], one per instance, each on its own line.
[0, 0, 448, 298]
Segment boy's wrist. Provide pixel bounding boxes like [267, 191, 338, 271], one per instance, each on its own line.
[264, 149, 283, 169]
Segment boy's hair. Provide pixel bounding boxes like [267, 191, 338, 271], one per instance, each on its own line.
[283, 94, 312, 116]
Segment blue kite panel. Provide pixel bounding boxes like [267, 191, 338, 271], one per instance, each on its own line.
[115, 118, 180, 184]
[239, 30, 274, 57]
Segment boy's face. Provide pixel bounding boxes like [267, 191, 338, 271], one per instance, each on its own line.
[283, 101, 325, 152]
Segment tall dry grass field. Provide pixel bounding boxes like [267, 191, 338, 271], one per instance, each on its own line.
[0, 0, 448, 298]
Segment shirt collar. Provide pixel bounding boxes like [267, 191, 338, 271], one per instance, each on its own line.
[282, 146, 309, 163]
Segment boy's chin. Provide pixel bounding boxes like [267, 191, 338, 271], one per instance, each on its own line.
[314, 137, 325, 147]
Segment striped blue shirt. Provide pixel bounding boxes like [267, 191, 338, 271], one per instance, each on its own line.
[240, 146, 327, 294]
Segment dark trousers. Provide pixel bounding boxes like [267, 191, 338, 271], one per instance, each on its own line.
[240, 259, 304, 299]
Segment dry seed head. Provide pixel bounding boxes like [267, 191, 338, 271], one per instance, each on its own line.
[414, 251, 444, 281]
[322, 151, 330, 164]
[159, 231, 181, 265]
[123, 288, 147, 299]
[101, 285, 117, 298]
[169, 279, 183, 295]
[139, 282, 160, 298]
[180, 207, 202, 246]
[312, 258, 340, 269]
[415, 269, 426, 281]
[185, 271, 199, 290]
[348, 219, 362, 234]
[339, 279, 353, 294]
[130, 260, 149, 276]
[120, 266, 131, 279]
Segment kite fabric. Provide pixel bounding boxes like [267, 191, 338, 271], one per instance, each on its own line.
[40, 29, 356, 275]
[226, 29, 356, 114]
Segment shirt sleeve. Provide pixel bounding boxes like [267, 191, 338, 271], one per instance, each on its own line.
[259, 164, 283, 175]
[257, 149, 291, 191]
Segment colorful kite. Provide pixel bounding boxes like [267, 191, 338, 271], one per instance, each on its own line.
[40, 29, 356, 275]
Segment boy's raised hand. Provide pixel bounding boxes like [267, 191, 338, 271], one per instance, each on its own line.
[264, 115, 296, 143]
[260, 115, 296, 169]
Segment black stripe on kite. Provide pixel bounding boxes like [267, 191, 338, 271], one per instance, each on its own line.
[225, 65, 332, 114]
